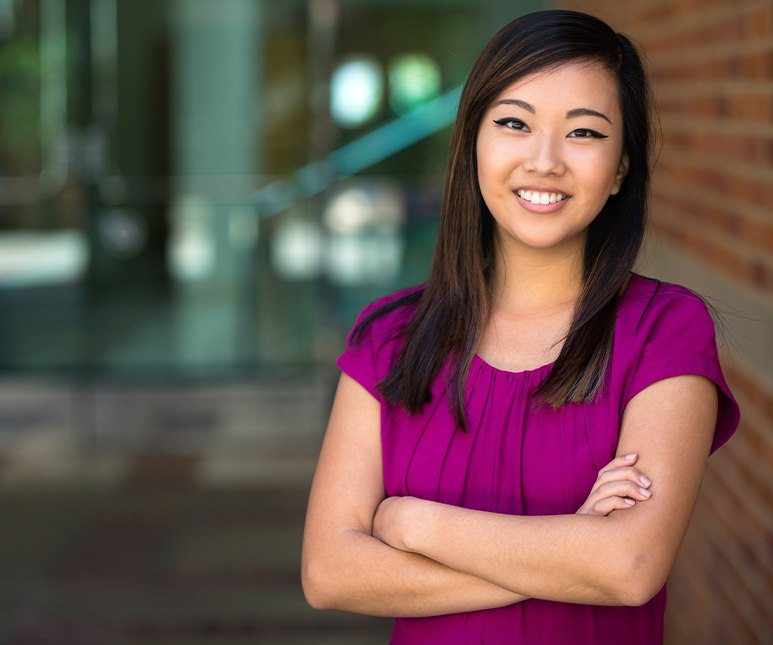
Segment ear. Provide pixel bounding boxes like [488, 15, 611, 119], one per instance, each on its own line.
[611, 151, 629, 195]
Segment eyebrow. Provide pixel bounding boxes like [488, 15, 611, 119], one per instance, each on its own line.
[494, 98, 613, 124]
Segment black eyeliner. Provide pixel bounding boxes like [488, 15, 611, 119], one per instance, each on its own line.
[492, 117, 608, 138]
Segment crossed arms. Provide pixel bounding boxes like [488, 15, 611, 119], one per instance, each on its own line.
[301, 371, 717, 615]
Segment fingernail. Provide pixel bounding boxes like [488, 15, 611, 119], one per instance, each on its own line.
[640, 475, 652, 486]
[639, 487, 651, 497]
[625, 498, 636, 505]
[626, 453, 637, 460]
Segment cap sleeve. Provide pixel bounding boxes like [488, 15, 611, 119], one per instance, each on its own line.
[335, 300, 386, 405]
[621, 290, 741, 456]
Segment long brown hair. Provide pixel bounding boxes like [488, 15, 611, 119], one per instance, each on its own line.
[348, 9, 660, 432]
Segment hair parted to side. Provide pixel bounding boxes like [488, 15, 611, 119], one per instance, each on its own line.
[347, 9, 664, 432]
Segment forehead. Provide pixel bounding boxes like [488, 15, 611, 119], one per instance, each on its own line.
[490, 61, 619, 115]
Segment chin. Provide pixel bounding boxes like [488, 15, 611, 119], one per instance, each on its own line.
[509, 231, 569, 249]
[505, 220, 585, 247]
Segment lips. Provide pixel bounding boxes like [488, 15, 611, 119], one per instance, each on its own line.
[513, 190, 571, 214]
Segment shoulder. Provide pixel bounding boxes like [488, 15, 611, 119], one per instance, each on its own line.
[613, 273, 740, 455]
[612, 274, 722, 410]
[621, 272, 706, 307]
[337, 282, 426, 403]
[618, 272, 714, 338]
[347, 282, 426, 347]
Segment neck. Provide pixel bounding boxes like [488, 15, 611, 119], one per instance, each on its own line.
[489, 242, 584, 317]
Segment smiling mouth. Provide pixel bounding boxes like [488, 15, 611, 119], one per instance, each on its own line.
[513, 190, 571, 213]
[514, 189, 571, 205]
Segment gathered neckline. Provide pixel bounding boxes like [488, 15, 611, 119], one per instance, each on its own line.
[472, 352, 556, 376]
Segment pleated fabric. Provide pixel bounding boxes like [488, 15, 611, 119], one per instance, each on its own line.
[335, 273, 740, 645]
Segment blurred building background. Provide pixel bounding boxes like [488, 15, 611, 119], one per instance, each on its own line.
[0, 0, 768, 643]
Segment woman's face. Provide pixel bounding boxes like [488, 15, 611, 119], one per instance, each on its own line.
[476, 60, 628, 253]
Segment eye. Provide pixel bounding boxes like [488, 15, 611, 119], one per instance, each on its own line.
[493, 117, 528, 131]
[569, 128, 607, 139]
[492, 118, 607, 139]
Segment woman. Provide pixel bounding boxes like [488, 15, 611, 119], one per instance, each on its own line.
[302, 9, 740, 644]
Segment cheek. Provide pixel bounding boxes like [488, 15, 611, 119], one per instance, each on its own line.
[569, 149, 619, 193]
[476, 140, 511, 190]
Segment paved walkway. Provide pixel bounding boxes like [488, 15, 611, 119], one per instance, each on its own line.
[0, 376, 393, 643]
[0, 478, 393, 644]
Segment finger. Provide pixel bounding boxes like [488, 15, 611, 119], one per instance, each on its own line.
[583, 480, 650, 515]
[598, 453, 637, 476]
[598, 479, 653, 500]
[601, 452, 639, 471]
[592, 496, 636, 515]
[577, 491, 638, 516]
[590, 465, 651, 497]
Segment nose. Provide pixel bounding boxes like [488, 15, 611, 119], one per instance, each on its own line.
[523, 132, 565, 175]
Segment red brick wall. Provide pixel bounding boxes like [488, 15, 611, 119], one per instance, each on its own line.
[552, 2, 772, 643]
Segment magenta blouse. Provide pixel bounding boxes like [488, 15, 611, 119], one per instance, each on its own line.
[335, 271, 740, 645]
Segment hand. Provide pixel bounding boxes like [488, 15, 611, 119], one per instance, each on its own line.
[372, 495, 418, 551]
[575, 453, 653, 516]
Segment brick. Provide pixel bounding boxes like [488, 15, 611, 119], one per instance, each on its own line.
[650, 187, 773, 254]
[645, 14, 747, 52]
[654, 49, 771, 81]
[552, 4, 769, 641]
[659, 92, 771, 124]
[658, 127, 771, 164]
[654, 159, 770, 206]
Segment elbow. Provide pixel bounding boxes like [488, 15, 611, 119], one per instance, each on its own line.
[620, 583, 660, 608]
[616, 550, 666, 607]
[618, 583, 655, 608]
[301, 559, 334, 611]
[302, 528, 366, 611]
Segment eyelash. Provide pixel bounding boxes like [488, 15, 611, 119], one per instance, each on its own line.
[492, 117, 608, 139]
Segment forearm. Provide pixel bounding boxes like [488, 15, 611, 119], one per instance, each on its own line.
[407, 501, 633, 606]
[312, 528, 530, 616]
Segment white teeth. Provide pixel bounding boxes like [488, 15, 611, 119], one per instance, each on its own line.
[517, 189, 567, 204]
